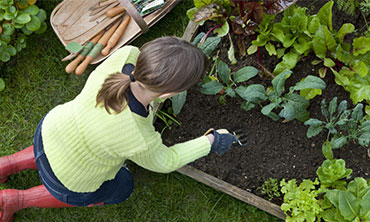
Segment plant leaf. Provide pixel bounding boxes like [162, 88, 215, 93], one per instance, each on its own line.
[353, 37, 370, 56]
[261, 103, 278, 116]
[329, 97, 338, 117]
[358, 132, 370, 146]
[271, 70, 291, 97]
[217, 60, 230, 84]
[331, 136, 347, 149]
[352, 103, 364, 121]
[200, 80, 224, 95]
[322, 141, 333, 160]
[336, 23, 355, 42]
[227, 34, 237, 64]
[26, 15, 41, 31]
[235, 84, 267, 103]
[338, 191, 360, 221]
[293, 75, 326, 91]
[306, 125, 324, 138]
[317, 1, 334, 31]
[171, 91, 187, 115]
[200, 36, 221, 56]
[313, 25, 336, 59]
[233, 66, 259, 83]
[14, 14, 31, 24]
[0, 78, 5, 92]
[241, 101, 256, 111]
[214, 21, 229, 37]
[247, 44, 258, 55]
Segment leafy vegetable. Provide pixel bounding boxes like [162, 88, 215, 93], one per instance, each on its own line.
[280, 178, 323, 222]
[304, 97, 370, 155]
[317, 159, 352, 189]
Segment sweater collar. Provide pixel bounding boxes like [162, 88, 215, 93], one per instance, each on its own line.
[122, 63, 149, 117]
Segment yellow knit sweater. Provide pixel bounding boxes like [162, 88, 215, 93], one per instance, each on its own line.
[41, 46, 211, 192]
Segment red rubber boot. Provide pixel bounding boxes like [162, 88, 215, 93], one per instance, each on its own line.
[0, 146, 37, 183]
[0, 185, 75, 222]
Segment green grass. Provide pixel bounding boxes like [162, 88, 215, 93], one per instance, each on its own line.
[0, 1, 282, 221]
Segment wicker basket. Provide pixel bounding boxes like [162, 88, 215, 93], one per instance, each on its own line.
[50, 0, 181, 64]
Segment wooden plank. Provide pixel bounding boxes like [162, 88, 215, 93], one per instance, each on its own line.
[152, 20, 200, 123]
[176, 165, 286, 220]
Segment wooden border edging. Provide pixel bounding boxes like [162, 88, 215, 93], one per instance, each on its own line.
[173, 21, 286, 221]
[177, 166, 286, 220]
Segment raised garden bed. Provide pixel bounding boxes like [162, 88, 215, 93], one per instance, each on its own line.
[155, 0, 370, 220]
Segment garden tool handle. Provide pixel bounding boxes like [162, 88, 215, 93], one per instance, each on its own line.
[75, 20, 121, 75]
[106, 5, 125, 17]
[101, 15, 130, 56]
[65, 31, 104, 74]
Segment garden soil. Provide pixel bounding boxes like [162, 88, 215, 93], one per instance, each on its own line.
[154, 0, 370, 205]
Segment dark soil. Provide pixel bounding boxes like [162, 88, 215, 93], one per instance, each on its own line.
[154, 0, 370, 205]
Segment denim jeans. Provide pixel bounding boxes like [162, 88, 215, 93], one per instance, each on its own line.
[33, 116, 134, 206]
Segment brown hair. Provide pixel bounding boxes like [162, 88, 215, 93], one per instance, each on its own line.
[96, 36, 208, 114]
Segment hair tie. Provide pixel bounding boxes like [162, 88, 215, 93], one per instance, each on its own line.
[128, 72, 135, 82]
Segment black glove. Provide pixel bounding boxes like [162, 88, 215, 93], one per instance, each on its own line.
[207, 129, 238, 155]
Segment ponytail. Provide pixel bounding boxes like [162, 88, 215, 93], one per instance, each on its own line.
[96, 73, 131, 114]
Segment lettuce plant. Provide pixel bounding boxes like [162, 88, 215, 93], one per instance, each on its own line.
[316, 159, 352, 189]
[280, 178, 324, 222]
[324, 177, 370, 222]
[235, 69, 326, 122]
[304, 97, 370, 158]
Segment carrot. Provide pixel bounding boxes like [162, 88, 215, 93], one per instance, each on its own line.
[101, 15, 130, 56]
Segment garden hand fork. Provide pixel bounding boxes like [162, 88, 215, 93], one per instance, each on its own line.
[232, 129, 248, 146]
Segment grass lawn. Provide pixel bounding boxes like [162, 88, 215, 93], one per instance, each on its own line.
[0, 1, 282, 221]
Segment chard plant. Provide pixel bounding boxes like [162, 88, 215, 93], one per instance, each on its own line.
[304, 97, 370, 159]
[186, 0, 297, 55]
[235, 69, 326, 122]
[249, 1, 370, 110]
[248, 4, 314, 74]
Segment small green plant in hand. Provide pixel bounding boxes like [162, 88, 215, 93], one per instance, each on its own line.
[235, 70, 326, 122]
[259, 178, 280, 201]
[304, 97, 370, 159]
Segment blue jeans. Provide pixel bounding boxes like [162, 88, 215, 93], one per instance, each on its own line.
[33, 116, 134, 206]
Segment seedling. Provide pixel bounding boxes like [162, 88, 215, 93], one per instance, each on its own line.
[259, 178, 280, 201]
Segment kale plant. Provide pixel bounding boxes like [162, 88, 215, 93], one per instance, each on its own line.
[304, 97, 370, 158]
